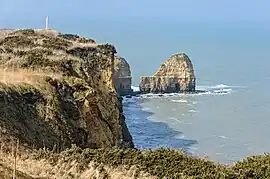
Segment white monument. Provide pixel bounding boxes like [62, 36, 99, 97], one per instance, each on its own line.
[45, 16, 49, 30]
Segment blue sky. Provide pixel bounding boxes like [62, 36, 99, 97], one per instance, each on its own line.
[1, 0, 269, 24]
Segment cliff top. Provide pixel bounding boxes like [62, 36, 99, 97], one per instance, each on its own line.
[0, 29, 116, 84]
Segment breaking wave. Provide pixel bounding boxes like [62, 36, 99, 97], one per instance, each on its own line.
[131, 86, 140, 92]
[129, 84, 244, 99]
[171, 99, 188, 103]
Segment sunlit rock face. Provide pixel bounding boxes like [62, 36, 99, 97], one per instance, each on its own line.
[139, 53, 196, 93]
[113, 56, 133, 96]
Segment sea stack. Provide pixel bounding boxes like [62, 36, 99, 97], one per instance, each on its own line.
[113, 56, 133, 96]
[139, 53, 196, 93]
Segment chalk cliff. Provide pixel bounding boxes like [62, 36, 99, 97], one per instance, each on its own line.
[113, 56, 132, 96]
[139, 53, 196, 93]
[0, 29, 134, 151]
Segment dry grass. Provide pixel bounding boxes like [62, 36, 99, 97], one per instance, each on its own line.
[0, 68, 61, 85]
[0, 149, 156, 179]
[0, 29, 16, 39]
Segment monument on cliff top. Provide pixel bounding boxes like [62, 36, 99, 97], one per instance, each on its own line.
[45, 16, 49, 30]
[139, 53, 196, 93]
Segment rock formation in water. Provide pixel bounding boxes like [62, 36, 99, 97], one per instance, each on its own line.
[139, 53, 196, 93]
[0, 29, 134, 151]
[113, 56, 133, 96]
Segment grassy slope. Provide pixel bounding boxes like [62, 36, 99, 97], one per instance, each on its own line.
[1, 145, 270, 179]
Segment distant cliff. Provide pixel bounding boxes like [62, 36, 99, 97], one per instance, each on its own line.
[113, 56, 133, 96]
[139, 53, 196, 93]
[0, 29, 133, 151]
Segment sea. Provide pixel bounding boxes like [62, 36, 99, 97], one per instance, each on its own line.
[6, 19, 270, 165]
[110, 20, 270, 165]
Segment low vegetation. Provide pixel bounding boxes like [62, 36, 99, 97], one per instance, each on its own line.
[1, 144, 269, 179]
[58, 33, 96, 44]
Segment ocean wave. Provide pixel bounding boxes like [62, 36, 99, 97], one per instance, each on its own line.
[131, 83, 245, 98]
[188, 109, 198, 113]
[131, 86, 140, 92]
[142, 107, 150, 111]
[171, 99, 188, 103]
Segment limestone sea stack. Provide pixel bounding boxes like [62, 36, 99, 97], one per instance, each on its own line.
[139, 53, 196, 93]
[113, 56, 133, 96]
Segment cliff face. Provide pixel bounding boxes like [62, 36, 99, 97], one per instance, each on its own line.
[0, 29, 133, 151]
[139, 53, 196, 93]
[113, 56, 132, 95]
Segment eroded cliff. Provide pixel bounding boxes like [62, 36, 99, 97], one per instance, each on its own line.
[139, 53, 196, 93]
[113, 56, 132, 96]
[0, 29, 133, 151]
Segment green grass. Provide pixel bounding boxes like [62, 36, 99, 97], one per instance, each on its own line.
[30, 145, 270, 179]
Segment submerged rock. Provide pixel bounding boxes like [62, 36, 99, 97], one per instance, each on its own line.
[113, 56, 133, 96]
[139, 53, 196, 93]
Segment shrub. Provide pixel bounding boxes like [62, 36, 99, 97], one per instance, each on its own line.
[42, 37, 72, 50]
[0, 36, 36, 48]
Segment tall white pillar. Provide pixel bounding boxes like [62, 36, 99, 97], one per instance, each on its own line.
[45, 16, 49, 30]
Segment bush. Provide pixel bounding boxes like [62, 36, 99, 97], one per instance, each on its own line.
[31, 145, 270, 178]
[11, 29, 36, 36]
[42, 37, 72, 50]
[0, 36, 36, 48]
[58, 33, 96, 44]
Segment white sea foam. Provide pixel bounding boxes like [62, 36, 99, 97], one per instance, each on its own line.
[137, 83, 238, 98]
[171, 99, 188, 103]
[142, 107, 150, 111]
[131, 86, 140, 92]
[218, 135, 229, 139]
[132, 84, 245, 98]
[188, 109, 198, 113]
[169, 117, 178, 120]
[175, 134, 185, 139]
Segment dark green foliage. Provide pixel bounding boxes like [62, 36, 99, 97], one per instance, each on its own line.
[58, 33, 80, 41]
[66, 47, 96, 59]
[77, 37, 96, 44]
[42, 37, 72, 50]
[233, 154, 270, 178]
[58, 33, 96, 44]
[0, 36, 36, 48]
[11, 29, 36, 36]
[20, 50, 49, 68]
[32, 145, 270, 178]
[15, 48, 53, 58]
[96, 44, 117, 54]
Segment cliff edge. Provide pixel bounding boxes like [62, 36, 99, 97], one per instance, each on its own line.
[139, 53, 196, 93]
[0, 29, 133, 151]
